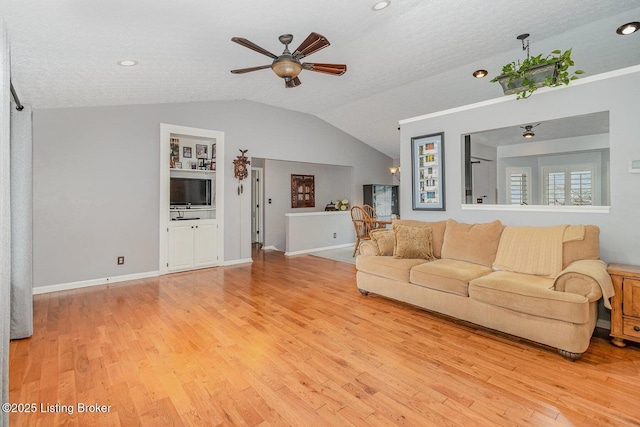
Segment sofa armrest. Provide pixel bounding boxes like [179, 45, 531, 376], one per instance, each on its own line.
[359, 240, 379, 256]
[554, 272, 602, 302]
[554, 259, 613, 306]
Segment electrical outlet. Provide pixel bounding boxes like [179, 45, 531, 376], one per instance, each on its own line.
[117, 256, 124, 265]
[333, 232, 337, 238]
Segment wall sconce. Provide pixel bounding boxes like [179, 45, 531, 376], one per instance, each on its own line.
[390, 166, 401, 180]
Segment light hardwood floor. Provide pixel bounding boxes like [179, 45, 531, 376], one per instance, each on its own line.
[9, 249, 640, 426]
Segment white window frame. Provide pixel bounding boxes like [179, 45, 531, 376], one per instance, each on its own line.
[505, 167, 531, 205]
[541, 163, 598, 206]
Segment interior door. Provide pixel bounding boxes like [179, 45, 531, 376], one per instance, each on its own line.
[251, 168, 264, 244]
[471, 158, 496, 204]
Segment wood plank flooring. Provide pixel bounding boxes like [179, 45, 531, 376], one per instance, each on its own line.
[9, 249, 640, 426]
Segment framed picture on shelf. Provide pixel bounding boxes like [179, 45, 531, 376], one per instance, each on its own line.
[412, 132, 445, 211]
[198, 158, 206, 169]
[170, 137, 179, 163]
[211, 143, 216, 160]
[183, 146, 192, 158]
[175, 161, 182, 169]
[196, 144, 208, 159]
[190, 161, 197, 170]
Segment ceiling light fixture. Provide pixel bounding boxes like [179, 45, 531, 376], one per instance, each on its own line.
[473, 69, 488, 78]
[616, 21, 640, 35]
[521, 123, 540, 138]
[372, 0, 391, 11]
[117, 60, 138, 67]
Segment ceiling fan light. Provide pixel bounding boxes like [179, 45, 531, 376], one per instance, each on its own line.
[473, 69, 488, 78]
[523, 131, 535, 138]
[616, 22, 640, 35]
[271, 58, 302, 79]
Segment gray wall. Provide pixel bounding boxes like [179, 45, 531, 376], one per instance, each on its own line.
[399, 68, 640, 265]
[33, 100, 392, 288]
[261, 159, 353, 251]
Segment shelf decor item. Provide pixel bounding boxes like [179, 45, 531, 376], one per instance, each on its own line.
[335, 199, 349, 211]
[491, 33, 583, 99]
[412, 132, 445, 211]
[183, 146, 192, 158]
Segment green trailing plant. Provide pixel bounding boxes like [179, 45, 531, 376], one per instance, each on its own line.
[491, 48, 584, 99]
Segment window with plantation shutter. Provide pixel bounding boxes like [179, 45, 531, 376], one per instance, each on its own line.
[542, 165, 595, 206]
[506, 167, 531, 205]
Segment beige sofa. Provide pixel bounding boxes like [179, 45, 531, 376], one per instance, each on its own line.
[356, 219, 614, 360]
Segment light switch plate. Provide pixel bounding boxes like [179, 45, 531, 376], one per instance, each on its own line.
[629, 160, 640, 173]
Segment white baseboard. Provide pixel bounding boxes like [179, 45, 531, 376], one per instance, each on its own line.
[223, 258, 253, 266]
[32, 270, 161, 295]
[285, 242, 354, 257]
[596, 319, 611, 330]
[261, 245, 279, 251]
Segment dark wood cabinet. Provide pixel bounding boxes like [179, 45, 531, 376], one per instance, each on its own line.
[363, 184, 399, 217]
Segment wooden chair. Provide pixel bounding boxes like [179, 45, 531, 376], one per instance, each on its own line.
[363, 204, 388, 229]
[350, 206, 376, 257]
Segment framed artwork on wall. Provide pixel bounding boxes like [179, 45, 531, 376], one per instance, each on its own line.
[412, 132, 445, 211]
[196, 144, 208, 159]
[291, 174, 315, 208]
[183, 146, 192, 158]
[170, 137, 179, 165]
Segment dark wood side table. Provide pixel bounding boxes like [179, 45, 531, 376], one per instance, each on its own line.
[608, 263, 640, 348]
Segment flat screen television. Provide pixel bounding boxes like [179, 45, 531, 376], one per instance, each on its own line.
[170, 178, 212, 207]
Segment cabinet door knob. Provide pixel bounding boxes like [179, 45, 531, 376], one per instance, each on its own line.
[635, 326, 640, 332]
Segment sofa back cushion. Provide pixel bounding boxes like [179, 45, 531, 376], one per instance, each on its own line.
[440, 219, 504, 267]
[563, 225, 600, 268]
[391, 219, 447, 258]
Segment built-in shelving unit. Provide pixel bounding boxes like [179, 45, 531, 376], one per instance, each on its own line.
[160, 124, 225, 274]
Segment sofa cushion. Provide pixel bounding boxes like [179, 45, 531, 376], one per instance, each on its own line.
[410, 259, 494, 297]
[469, 271, 590, 324]
[440, 220, 503, 267]
[393, 224, 435, 260]
[369, 229, 395, 256]
[392, 219, 447, 258]
[356, 255, 429, 283]
[563, 225, 600, 269]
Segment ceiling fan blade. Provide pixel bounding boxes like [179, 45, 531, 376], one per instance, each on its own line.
[285, 77, 302, 88]
[302, 63, 347, 76]
[230, 65, 272, 74]
[293, 32, 330, 59]
[231, 37, 278, 59]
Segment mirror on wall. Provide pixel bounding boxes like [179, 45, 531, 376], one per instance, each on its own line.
[463, 111, 610, 207]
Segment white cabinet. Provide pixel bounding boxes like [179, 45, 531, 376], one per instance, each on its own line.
[168, 220, 219, 271]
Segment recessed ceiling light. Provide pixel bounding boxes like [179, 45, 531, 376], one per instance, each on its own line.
[118, 60, 138, 67]
[473, 69, 488, 78]
[616, 22, 640, 35]
[372, 0, 391, 11]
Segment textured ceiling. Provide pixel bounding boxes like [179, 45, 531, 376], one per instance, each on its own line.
[1, 0, 639, 158]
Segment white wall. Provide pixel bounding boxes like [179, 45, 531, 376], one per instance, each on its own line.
[32, 100, 392, 288]
[399, 67, 640, 265]
[261, 158, 353, 251]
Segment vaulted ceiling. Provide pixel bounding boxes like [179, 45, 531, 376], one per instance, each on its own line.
[1, 0, 639, 158]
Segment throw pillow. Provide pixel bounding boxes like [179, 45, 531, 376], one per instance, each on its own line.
[392, 219, 446, 258]
[369, 229, 395, 256]
[393, 224, 435, 260]
[440, 219, 503, 267]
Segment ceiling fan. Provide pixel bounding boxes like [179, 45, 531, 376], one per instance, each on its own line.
[230, 32, 347, 88]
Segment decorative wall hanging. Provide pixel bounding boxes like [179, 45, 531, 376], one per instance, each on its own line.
[170, 137, 180, 167]
[412, 132, 445, 211]
[233, 149, 251, 194]
[291, 174, 315, 208]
